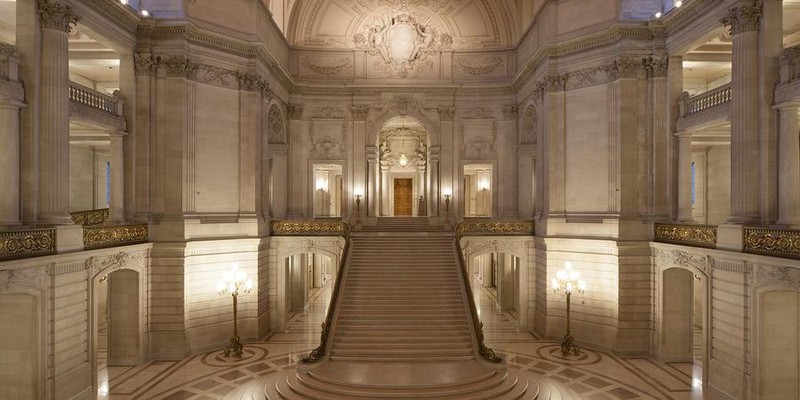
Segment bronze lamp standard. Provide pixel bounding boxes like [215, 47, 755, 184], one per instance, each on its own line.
[354, 192, 363, 226]
[216, 263, 253, 358]
[551, 261, 587, 356]
[443, 190, 452, 224]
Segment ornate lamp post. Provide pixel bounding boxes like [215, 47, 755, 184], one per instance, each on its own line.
[551, 261, 587, 356]
[354, 191, 363, 227]
[216, 263, 253, 358]
[443, 189, 452, 223]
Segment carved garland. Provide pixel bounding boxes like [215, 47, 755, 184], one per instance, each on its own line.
[455, 57, 505, 77]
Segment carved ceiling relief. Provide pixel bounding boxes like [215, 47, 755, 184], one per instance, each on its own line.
[300, 56, 354, 78]
[354, 10, 451, 78]
[379, 127, 428, 170]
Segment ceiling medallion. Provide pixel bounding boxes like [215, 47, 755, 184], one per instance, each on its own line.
[354, 9, 452, 78]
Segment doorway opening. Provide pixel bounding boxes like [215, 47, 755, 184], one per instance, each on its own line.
[313, 164, 343, 218]
[464, 164, 492, 217]
[94, 269, 140, 399]
[469, 252, 522, 340]
[393, 178, 413, 216]
[661, 268, 706, 391]
[759, 290, 800, 399]
[377, 117, 429, 217]
[284, 252, 335, 319]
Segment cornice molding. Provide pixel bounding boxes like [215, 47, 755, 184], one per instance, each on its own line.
[78, 0, 140, 35]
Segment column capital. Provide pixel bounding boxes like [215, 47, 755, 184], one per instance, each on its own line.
[287, 104, 304, 120]
[37, 0, 79, 32]
[134, 53, 158, 76]
[722, 2, 762, 35]
[438, 106, 455, 121]
[351, 106, 368, 121]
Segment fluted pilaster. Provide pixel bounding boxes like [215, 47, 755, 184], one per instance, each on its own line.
[109, 132, 125, 222]
[676, 134, 693, 222]
[37, 0, 78, 224]
[723, 2, 761, 223]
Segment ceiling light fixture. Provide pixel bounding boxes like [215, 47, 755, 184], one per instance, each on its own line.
[141, 9, 149, 17]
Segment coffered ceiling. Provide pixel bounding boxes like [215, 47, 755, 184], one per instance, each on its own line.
[286, 0, 518, 50]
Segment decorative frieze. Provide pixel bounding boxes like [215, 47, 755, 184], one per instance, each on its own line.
[37, 0, 79, 32]
[237, 71, 268, 92]
[0, 229, 56, 261]
[744, 227, 800, 260]
[301, 57, 352, 77]
[455, 220, 534, 237]
[133, 53, 158, 76]
[454, 56, 505, 77]
[751, 264, 800, 289]
[287, 104, 304, 120]
[85, 251, 146, 278]
[438, 106, 455, 121]
[645, 56, 668, 78]
[310, 107, 345, 119]
[502, 105, 518, 121]
[161, 56, 200, 79]
[653, 248, 710, 275]
[654, 223, 717, 249]
[721, 2, 762, 35]
[270, 220, 349, 236]
[83, 224, 149, 250]
[461, 107, 495, 119]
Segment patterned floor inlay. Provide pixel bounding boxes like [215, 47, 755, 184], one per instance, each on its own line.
[101, 287, 705, 399]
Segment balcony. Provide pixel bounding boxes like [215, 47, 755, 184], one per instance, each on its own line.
[69, 81, 126, 131]
[676, 83, 731, 131]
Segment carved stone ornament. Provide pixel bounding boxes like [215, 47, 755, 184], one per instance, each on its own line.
[133, 53, 158, 76]
[384, 95, 422, 117]
[722, 2, 762, 35]
[0, 43, 17, 57]
[461, 107, 495, 119]
[85, 251, 146, 279]
[438, 106, 455, 121]
[533, 73, 567, 99]
[356, 10, 449, 78]
[455, 56, 505, 77]
[606, 57, 647, 80]
[521, 105, 537, 144]
[456, 221, 534, 237]
[287, 104, 304, 120]
[312, 134, 346, 159]
[752, 264, 800, 289]
[0, 267, 47, 292]
[161, 56, 200, 79]
[654, 248, 709, 274]
[268, 105, 286, 144]
[38, 0, 79, 32]
[646, 56, 668, 78]
[502, 105, 518, 121]
[237, 72, 268, 92]
[301, 57, 353, 77]
[351, 106, 369, 121]
[310, 107, 345, 119]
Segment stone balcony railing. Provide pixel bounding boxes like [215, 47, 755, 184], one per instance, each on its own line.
[679, 83, 732, 118]
[68, 81, 126, 131]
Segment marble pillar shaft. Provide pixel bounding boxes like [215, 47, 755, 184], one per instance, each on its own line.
[38, 24, 72, 224]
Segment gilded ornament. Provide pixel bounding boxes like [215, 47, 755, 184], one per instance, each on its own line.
[83, 224, 149, 250]
[70, 208, 109, 226]
[456, 221, 535, 237]
[744, 227, 800, 260]
[653, 223, 717, 248]
[0, 229, 57, 261]
[270, 220, 349, 237]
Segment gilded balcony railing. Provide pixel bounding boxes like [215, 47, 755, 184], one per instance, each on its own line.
[654, 223, 717, 249]
[680, 83, 732, 117]
[0, 229, 57, 261]
[83, 224, 148, 250]
[456, 220, 534, 236]
[271, 220, 349, 236]
[744, 227, 800, 260]
[70, 208, 110, 226]
[69, 82, 120, 115]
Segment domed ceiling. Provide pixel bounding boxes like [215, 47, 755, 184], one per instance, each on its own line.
[286, 0, 518, 50]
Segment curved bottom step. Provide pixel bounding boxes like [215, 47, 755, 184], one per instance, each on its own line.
[227, 362, 582, 400]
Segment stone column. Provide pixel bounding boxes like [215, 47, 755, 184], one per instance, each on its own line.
[0, 98, 23, 226]
[287, 104, 306, 218]
[676, 133, 693, 222]
[666, 57, 683, 220]
[417, 166, 426, 216]
[367, 147, 378, 217]
[37, 0, 78, 224]
[776, 103, 800, 226]
[438, 107, 455, 217]
[428, 148, 440, 217]
[109, 132, 125, 223]
[380, 164, 390, 216]
[723, 3, 762, 224]
[352, 107, 368, 218]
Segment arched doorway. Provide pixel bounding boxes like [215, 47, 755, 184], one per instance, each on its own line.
[660, 267, 707, 389]
[376, 116, 430, 217]
[94, 269, 140, 398]
[282, 252, 336, 331]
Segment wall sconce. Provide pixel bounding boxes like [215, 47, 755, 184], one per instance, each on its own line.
[443, 189, 452, 222]
[479, 180, 490, 191]
[216, 263, 253, 358]
[551, 261, 587, 356]
[398, 153, 409, 167]
[354, 190, 363, 224]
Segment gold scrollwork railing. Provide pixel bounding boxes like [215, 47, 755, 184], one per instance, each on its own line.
[83, 224, 148, 250]
[456, 220, 534, 237]
[0, 229, 57, 261]
[271, 220, 349, 236]
[70, 208, 110, 226]
[302, 225, 351, 364]
[744, 227, 800, 260]
[453, 236, 502, 363]
[654, 223, 717, 248]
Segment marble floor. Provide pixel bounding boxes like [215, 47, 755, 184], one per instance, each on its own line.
[100, 284, 705, 399]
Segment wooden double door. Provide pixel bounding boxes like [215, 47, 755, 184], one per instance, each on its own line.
[393, 178, 413, 216]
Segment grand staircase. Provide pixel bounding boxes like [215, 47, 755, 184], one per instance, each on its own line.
[230, 218, 579, 399]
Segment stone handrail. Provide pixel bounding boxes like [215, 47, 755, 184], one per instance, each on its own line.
[271, 219, 350, 236]
[0, 229, 57, 261]
[69, 82, 121, 115]
[83, 224, 148, 250]
[680, 83, 732, 117]
[744, 227, 800, 260]
[453, 235, 502, 363]
[654, 223, 717, 249]
[70, 208, 110, 226]
[456, 220, 534, 236]
[301, 223, 351, 363]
